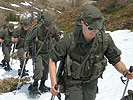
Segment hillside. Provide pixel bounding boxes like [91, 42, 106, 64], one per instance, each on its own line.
[93, 0, 133, 31]
[0, 0, 91, 28]
[0, 0, 132, 32]
[55, 0, 133, 33]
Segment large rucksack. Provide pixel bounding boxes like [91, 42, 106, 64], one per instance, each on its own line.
[121, 90, 133, 100]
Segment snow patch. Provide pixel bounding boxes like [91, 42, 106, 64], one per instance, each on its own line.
[21, 1, 31, 6]
[10, 3, 20, 7]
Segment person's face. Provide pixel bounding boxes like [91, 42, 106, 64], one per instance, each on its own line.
[42, 20, 50, 30]
[23, 27, 29, 31]
[81, 20, 99, 42]
[23, 25, 29, 31]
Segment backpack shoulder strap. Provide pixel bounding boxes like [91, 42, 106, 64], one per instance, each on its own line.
[67, 32, 77, 54]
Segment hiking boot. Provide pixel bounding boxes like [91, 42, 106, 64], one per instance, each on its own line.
[4, 63, 12, 71]
[18, 69, 29, 77]
[4, 66, 12, 71]
[28, 84, 41, 96]
[39, 85, 50, 93]
[1, 59, 6, 67]
[21, 71, 29, 78]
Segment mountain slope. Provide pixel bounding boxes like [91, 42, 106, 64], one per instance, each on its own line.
[94, 0, 133, 31]
[55, 0, 133, 33]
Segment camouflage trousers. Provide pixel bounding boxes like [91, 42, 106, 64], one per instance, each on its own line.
[64, 79, 98, 100]
[18, 48, 28, 68]
[33, 53, 49, 81]
[2, 45, 11, 63]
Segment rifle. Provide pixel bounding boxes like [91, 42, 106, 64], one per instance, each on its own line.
[121, 66, 133, 98]
[50, 59, 65, 100]
[10, 42, 17, 66]
[0, 43, 2, 47]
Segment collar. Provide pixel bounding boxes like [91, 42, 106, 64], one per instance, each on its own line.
[77, 32, 93, 45]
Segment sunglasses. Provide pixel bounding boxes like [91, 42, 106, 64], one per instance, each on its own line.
[86, 26, 94, 31]
[84, 22, 94, 30]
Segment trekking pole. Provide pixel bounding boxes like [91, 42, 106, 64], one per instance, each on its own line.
[11, 42, 17, 66]
[0, 43, 1, 46]
[32, 40, 36, 70]
[122, 66, 133, 98]
[13, 53, 28, 95]
[50, 84, 61, 100]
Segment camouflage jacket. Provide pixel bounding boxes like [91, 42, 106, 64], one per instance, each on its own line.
[24, 23, 60, 55]
[13, 26, 32, 49]
[0, 28, 13, 47]
[50, 25, 121, 84]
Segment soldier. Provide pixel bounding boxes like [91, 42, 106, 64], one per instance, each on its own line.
[2, 24, 8, 30]
[49, 5, 133, 100]
[12, 19, 32, 77]
[24, 12, 62, 95]
[0, 23, 14, 71]
[0, 24, 7, 47]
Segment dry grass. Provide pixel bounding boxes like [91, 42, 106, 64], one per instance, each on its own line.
[55, 5, 85, 35]
[12, 51, 18, 59]
[54, 0, 133, 32]
[93, 0, 133, 31]
[0, 77, 31, 94]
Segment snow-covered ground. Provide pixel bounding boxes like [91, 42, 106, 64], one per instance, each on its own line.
[0, 30, 133, 100]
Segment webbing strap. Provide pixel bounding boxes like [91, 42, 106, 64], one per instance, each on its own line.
[80, 34, 98, 67]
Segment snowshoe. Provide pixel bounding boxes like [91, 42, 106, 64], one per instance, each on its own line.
[28, 84, 41, 96]
[39, 85, 50, 93]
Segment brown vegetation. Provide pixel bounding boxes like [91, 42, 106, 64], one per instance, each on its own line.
[0, 77, 31, 94]
[93, 0, 133, 31]
[55, 0, 133, 33]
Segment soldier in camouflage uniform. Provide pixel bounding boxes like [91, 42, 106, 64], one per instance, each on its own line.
[12, 19, 32, 77]
[49, 5, 133, 100]
[0, 24, 7, 47]
[0, 23, 14, 71]
[24, 12, 62, 95]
